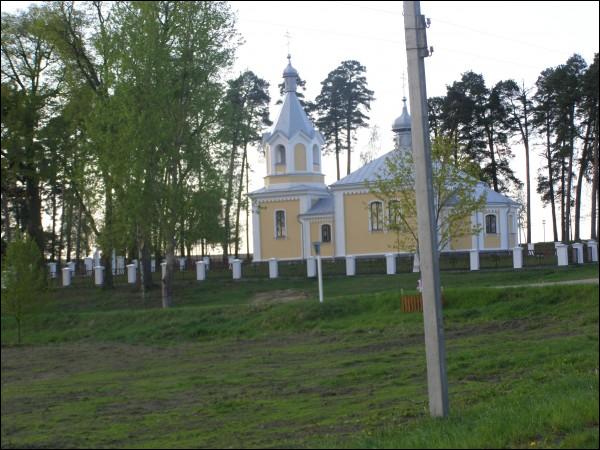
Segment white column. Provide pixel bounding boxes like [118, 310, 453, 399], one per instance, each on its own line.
[470, 213, 479, 250]
[469, 249, 479, 271]
[307, 257, 316, 277]
[62, 267, 71, 287]
[500, 208, 509, 249]
[572, 243, 584, 264]
[478, 212, 485, 249]
[161, 262, 167, 280]
[127, 264, 136, 284]
[556, 244, 568, 266]
[94, 266, 104, 286]
[269, 258, 278, 279]
[232, 259, 242, 279]
[252, 203, 262, 261]
[301, 218, 311, 260]
[196, 261, 206, 281]
[386, 253, 396, 275]
[84, 257, 93, 274]
[412, 252, 420, 273]
[334, 191, 346, 257]
[48, 262, 57, 279]
[587, 240, 598, 262]
[512, 246, 523, 269]
[345, 255, 356, 276]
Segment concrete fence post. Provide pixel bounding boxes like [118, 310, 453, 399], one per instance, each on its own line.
[62, 267, 71, 287]
[412, 252, 420, 273]
[307, 257, 316, 278]
[232, 259, 242, 280]
[84, 257, 93, 275]
[587, 240, 598, 262]
[94, 266, 104, 286]
[556, 244, 568, 266]
[269, 258, 278, 279]
[386, 253, 396, 275]
[196, 261, 206, 281]
[346, 255, 356, 276]
[572, 242, 584, 264]
[512, 246, 523, 269]
[203, 256, 210, 271]
[469, 249, 479, 271]
[151, 259, 156, 273]
[48, 262, 57, 279]
[127, 264, 136, 284]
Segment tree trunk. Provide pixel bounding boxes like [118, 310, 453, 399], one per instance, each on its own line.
[75, 206, 83, 263]
[102, 185, 114, 289]
[486, 126, 499, 192]
[592, 135, 599, 240]
[246, 158, 251, 261]
[545, 125, 559, 242]
[65, 193, 74, 262]
[51, 188, 57, 260]
[162, 237, 175, 308]
[234, 142, 248, 259]
[346, 122, 352, 176]
[574, 123, 591, 241]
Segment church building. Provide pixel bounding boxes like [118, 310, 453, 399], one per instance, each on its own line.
[248, 57, 520, 261]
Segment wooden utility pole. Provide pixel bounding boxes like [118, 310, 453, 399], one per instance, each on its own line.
[403, 0, 449, 418]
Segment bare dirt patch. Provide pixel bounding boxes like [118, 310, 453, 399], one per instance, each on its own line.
[251, 289, 310, 305]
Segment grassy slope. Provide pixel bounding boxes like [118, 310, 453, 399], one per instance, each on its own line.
[1, 266, 599, 448]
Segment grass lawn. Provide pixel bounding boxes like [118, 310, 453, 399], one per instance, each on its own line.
[1, 265, 599, 448]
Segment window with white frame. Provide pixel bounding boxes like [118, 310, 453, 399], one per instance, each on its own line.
[312, 145, 320, 166]
[321, 224, 331, 243]
[275, 145, 286, 165]
[485, 214, 497, 234]
[275, 210, 286, 239]
[370, 201, 384, 232]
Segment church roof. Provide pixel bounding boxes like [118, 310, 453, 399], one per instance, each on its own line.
[330, 150, 519, 206]
[330, 151, 394, 188]
[249, 183, 329, 197]
[268, 92, 317, 141]
[300, 197, 334, 217]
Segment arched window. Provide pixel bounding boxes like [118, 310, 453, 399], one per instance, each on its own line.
[312, 145, 320, 166]
[321, 224, 331, 243]
[275, 210, 286, 238]
[370, 201, 384, 232]
[388, 200, 406, 232]
[275, 145, 286, 165]
[485, 214, 497, 234]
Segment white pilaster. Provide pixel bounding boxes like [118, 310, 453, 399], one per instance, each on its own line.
[500, 208, 509, 249]
[334, 191, 346, 257]
[252, 202, 261, 261]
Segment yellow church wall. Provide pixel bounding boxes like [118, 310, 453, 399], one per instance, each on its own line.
[449, 216, 473, 250]
[344, 194, 400, 255]
[309, 221, 334, 257]
[294, 144, 307, 171]
[275, 164, 286, 174]
[259, 200, 302, 259]
[484, 234, 501, 248]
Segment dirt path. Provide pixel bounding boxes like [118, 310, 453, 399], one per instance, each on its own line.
[493, 278, 598, 289]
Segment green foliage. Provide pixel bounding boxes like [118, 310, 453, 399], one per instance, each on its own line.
[370, 136, 485, 252]
[1, 232, 46, 344]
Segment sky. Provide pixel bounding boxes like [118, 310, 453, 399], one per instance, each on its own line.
[2, 1, 600, 248]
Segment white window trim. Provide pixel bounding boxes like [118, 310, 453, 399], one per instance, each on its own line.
[321, 223, 332, 243]
[368, 200, 384, 232]
[274, 209, 287, 239]
[485, 213, 497, 235]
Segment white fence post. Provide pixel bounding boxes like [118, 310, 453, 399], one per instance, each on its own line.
[232, 259, 242, 280]
[84, 257, 93, 275]
[48, 262, 57, 279]
[386, 253, 396, 275]
[127, 264, 136, 284]
[94, 266, 104, 286]
[203, 256, 210, 271]
[196, 261, 206, 281]
[346, 255, 356, 276]
[572, 242, 584, 264]
[512, 246, 523, 269]
[269, 258, 278, 279]
[556, 244, 568, 266]
[307, 257, 316, 278]
[62, 267, 71, 287]
[151, 259, 156, 273]
[469, 249, 479, 271]
[587, 240, 598, 262]
[412, 252, 420, 273]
